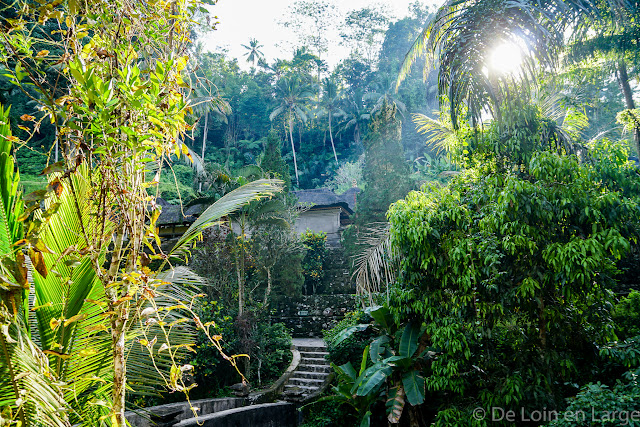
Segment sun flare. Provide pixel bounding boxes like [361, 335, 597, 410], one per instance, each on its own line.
[489, 42, 523, 75]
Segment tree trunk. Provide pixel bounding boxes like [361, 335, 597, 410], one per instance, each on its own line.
[616, 60, 640, 156]
[288, 111, 299, 187]
[111, 310, 127, 426]
[264, 267, 272, 309]
[329, 112, 338, 164]
[237, 245, 244, 316]
[237, 217, 247, 316]
[199, 113, 208, 192]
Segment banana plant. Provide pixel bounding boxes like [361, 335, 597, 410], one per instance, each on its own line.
[329, 306, 429, 426]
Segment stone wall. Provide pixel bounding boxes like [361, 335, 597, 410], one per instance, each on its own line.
[272, 294, 356, 337]
[125, 397, 247, 427]
[321, 246, 354, 294]
[175, 402, 297, 427]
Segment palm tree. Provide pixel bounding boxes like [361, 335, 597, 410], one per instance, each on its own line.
[241, 38, 264, 67]
[396, 0, 631, 129]
[365, 73, 407, 118]
[182, 69, 231, 191]
[0, 106, 71, 427]
[269, 74, 313, 187]
[317, 77, 346, 165]
[340, 87, 370, 149]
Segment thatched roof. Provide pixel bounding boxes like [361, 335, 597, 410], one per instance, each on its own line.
[156, 198, 207, 226]
[292, 187, 360, 214]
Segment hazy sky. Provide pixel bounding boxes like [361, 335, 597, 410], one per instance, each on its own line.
[201, 0, 435, 69]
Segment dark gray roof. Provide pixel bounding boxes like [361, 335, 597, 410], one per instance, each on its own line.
[156, 199, 207, 226]
[292, 187, 360, 214]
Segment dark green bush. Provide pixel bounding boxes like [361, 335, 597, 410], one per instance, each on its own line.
[301, 230, 327, 295]
[550, 336, 640, 426]
[300, 397, 358, 427]
[188, 301, 293, 398]
[251, 322, 293, 386]
[323, 310, 373, 368]
[613, 291, 640, 340]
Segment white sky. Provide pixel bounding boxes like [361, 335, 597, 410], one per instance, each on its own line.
[200, 0, 434, 70]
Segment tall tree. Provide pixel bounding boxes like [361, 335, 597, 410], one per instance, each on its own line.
[341, 87, 371, 150]
[281, 0, 338, 98]
[340, 5, 391, 66]
[261, 130, 292, 191]
[0, 1, 281, 425]
[565, 4, 640, 154]
[318, 77, 346, 165]
[269, 74, 313, 187]
[241, 38, 265, 67]
[357, 99, 413, 224]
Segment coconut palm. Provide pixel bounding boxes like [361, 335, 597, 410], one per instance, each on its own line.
[365, 73, 407, 118]
[269, 74, 313, 187]
[317, 77, 346, 164]
[182, 71, 231, 191]
[397, 0, 633, 128]
[241, 38, 264, 67]
[340, 87, 371, 149]
[0, 106, 71, 427]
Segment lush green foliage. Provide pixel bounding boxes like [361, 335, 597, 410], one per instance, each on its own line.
[301, 230, 328, 295]
[188, 301, 292, 398]
[261, 130, 292, 191]
[385, 143, 640, 423]
[323, 306, 429, 426]
[324, 310, 373, 368]
[549, 335, 640, 426]
[357, 101, 414, 224]
[613, 291, 640, 340]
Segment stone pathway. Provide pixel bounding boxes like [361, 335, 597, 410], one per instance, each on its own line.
[282, 338, 331, 402]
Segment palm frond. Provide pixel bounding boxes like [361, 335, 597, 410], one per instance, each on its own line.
[269, 106, 285, 121]
[0, 105, 23, 260]
[352, 224, 400, 306]
[127, 267, 203, 396]
[413, 113, 460, 154]
[397, 0, 570, 127]
[182, 145, 207, 177]
[30, 165, 115, 424]
[0, 319, 71, 427]
[168, 179, 283, 259]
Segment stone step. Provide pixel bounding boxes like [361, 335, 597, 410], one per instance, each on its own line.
[296, 345, 327, 353]
[298, 351, 328, 358]
[284, 384, 317, 393]
[288, 377, 326, 387]
[301, 357, 329, 365]
[298, 363, 331, 373]
[293, 370, 329, 380]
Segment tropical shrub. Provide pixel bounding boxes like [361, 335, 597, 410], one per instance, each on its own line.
[386, 149, 640, 425]
[302, 230, 327, 294]
[613, 291, 640, 340]
[550, 336, 640, 426]
[324, 310, 373, 367]
[326, 155, 365, 194]
[189, 301, 292, 398]
[324, 306, 429, 426]
[0, 0, 283, 420]
[300, 397, 358, 427]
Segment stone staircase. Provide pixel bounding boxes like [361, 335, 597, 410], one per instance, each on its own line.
[282, 340, 331, 402]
